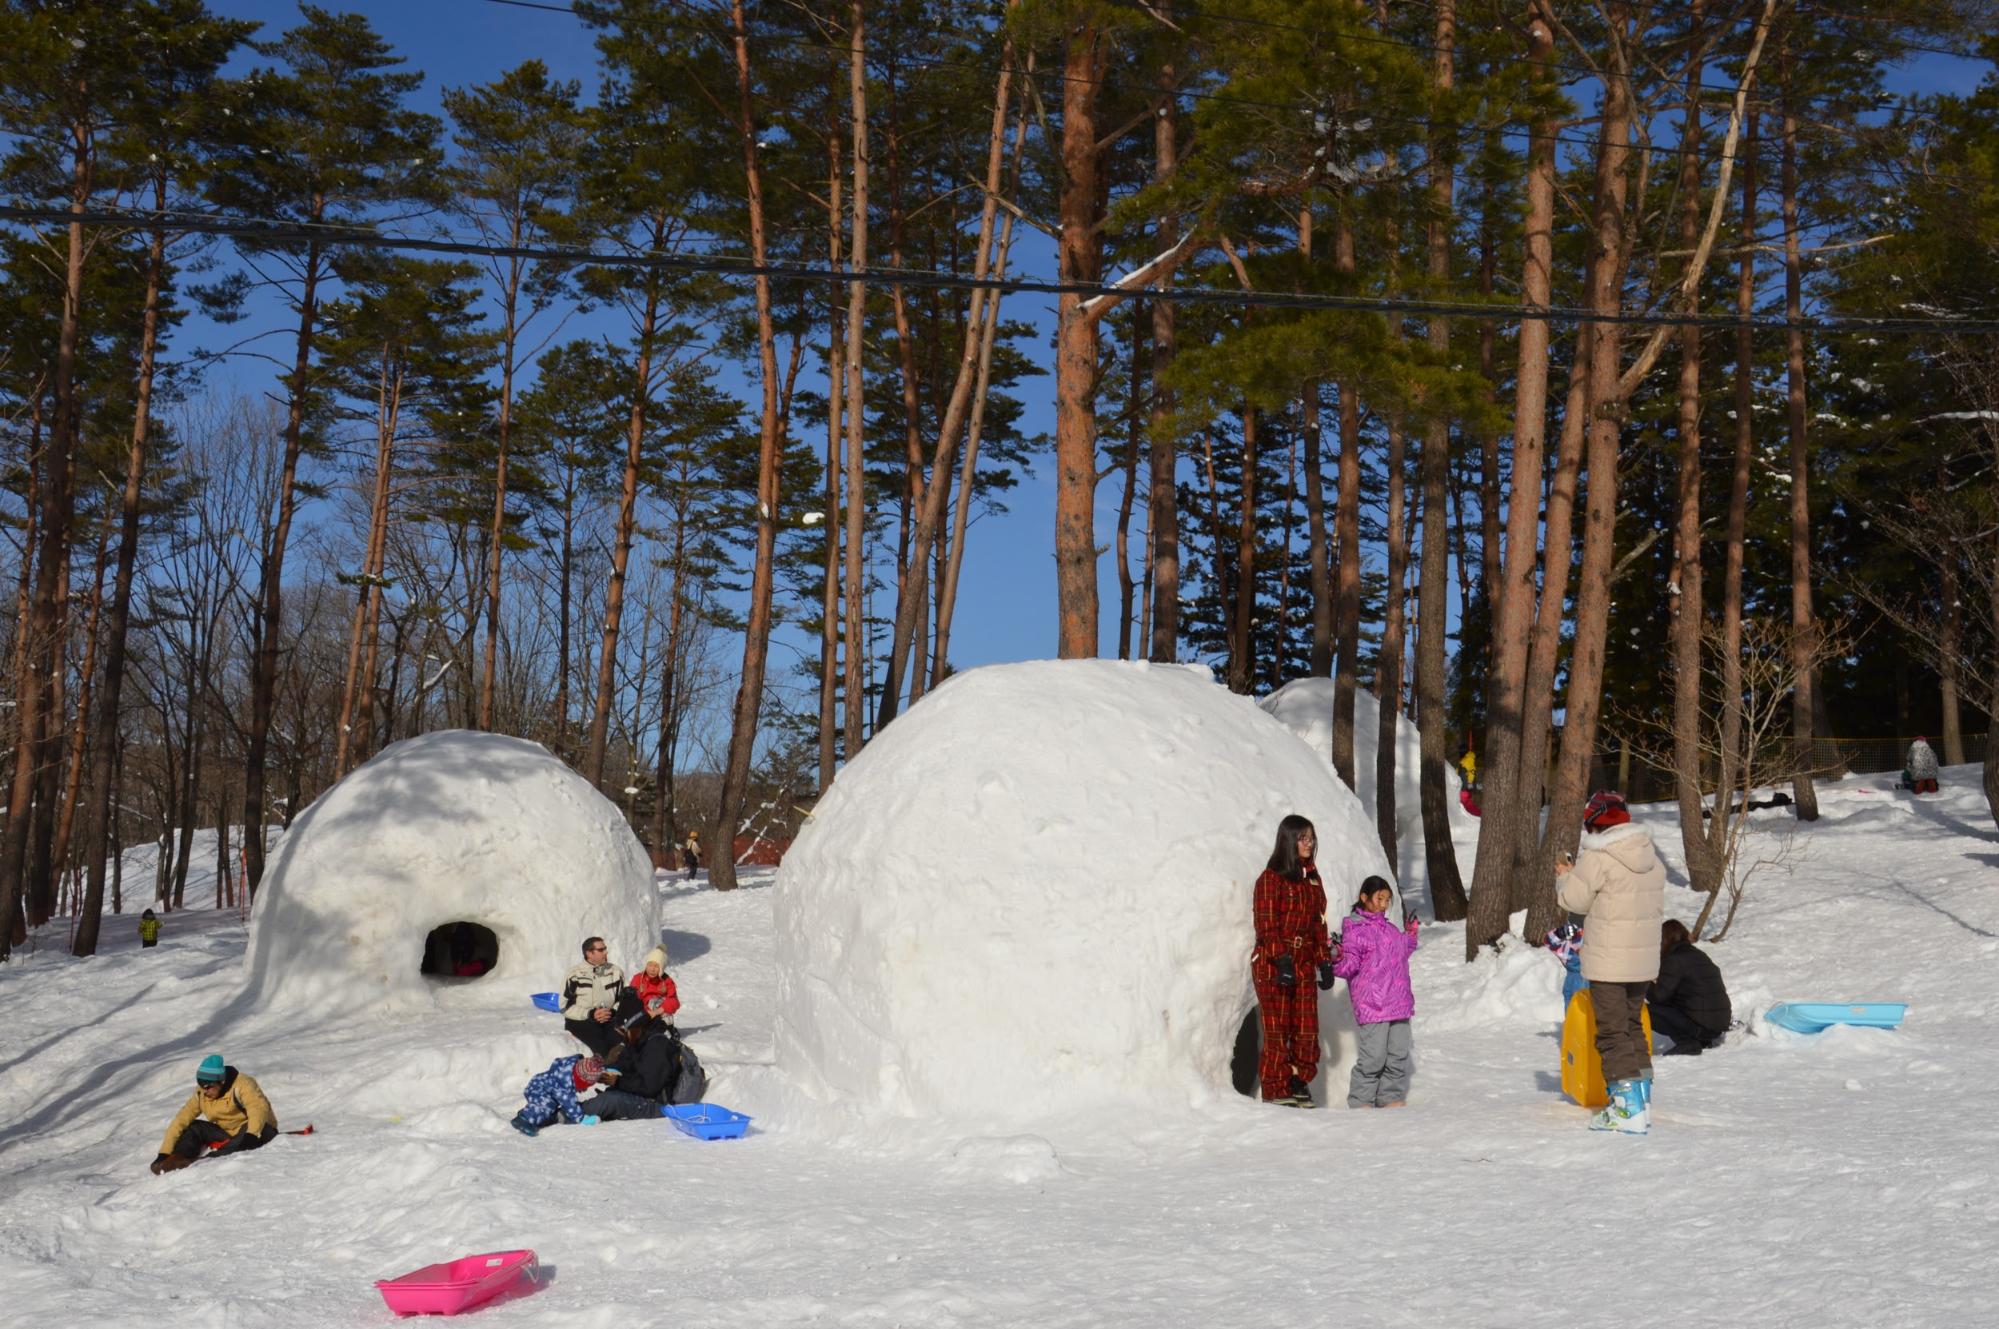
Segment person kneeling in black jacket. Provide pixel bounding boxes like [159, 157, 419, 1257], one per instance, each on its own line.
[1648, 919, 1732, 1054]
[588, 995, 705, 1119]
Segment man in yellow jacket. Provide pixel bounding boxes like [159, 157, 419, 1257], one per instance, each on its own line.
[151, 1055, 278, 1175]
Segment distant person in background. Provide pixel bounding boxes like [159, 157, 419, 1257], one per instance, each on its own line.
[139, 909, 161, 948]
[1649, 920, 1731, 1055]
[1250, 814, 1332, 1108]
[561, 936, 625, 1058]
[1555, 790, 1665, 1135]
[682, 831, 702, 877]
[1904, 736, 1941, 794]
[151, 1054, 277, 1174]
[1331, 876, 1421, 1108]
[1458, 739, 1479, 792]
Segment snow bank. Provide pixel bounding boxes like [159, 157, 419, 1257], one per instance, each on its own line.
[1257, 676, 1477, 857]
[242, 731, 657, 1014]
[773, 660, 1392, 1121]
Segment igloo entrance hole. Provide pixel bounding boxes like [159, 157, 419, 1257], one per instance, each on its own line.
[1230, 1006, 1261, 1097]
[421, 921, 498, 979]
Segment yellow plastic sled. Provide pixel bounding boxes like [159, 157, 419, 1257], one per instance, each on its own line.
[1560, 988, 1654, 1108]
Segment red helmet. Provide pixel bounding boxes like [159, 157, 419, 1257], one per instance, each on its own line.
[1583, 789, 1629, 831]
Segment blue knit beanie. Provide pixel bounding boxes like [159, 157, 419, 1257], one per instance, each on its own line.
[195, 1054, 226, 1085]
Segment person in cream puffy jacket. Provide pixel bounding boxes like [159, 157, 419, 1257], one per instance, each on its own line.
[1556, 791, 1665, 1134]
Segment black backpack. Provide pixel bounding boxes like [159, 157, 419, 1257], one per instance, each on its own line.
[654, 1027, 708, 1106]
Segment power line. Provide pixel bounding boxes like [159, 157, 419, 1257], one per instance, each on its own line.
[465, 0, 1989, 192]
[6, 204, 1996, 336]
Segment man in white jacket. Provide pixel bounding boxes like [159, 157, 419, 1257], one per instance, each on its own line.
[561, 936, 625, 1058]
[1556, 790, 1665, 1135]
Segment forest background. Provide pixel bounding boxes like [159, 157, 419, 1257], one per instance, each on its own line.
[2, 0, 1996, 960]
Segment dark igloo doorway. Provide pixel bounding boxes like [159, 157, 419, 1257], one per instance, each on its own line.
[421, 921, 498, 979]
[1231, 1006, 1261, 1097]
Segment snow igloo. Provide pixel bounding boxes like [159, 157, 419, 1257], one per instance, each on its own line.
[242, 732, 658, 1014]
[773, 660, 1393, 1120]
[1258, 677, 1477, 883]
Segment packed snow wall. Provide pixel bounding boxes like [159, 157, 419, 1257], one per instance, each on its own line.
[773, 660, 1393, 1119]
[242, 731, 658, 1014]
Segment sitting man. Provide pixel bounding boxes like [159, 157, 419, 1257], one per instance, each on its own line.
[587, 996, 705, 1121]
[1648, 920, 1732, 1055]
[151, 1054, 277, 1175]
[561, 935, 625, 1058]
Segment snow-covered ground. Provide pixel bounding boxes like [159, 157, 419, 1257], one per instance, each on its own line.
[3, 768, 1996, 1326]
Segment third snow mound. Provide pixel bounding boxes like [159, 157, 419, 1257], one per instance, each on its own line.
[773, 660, 1391, 1121]
[242, 731, 658, 1016]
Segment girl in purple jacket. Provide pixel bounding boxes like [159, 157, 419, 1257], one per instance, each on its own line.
[1332, 875, 1420, 1108]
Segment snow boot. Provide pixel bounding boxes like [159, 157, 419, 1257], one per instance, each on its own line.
[509, 1113, 539, 1138]
[1589, 1079, 1650, 1135]
[1288, 1077, 1320, 1109]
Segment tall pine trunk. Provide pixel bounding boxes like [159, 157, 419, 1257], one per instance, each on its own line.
[1331, 214, 1362, 790]
[1147, 83, 1181, 665]
[0, 131, 89, 951]
[1376, 417, 1409, 869]
[1464, 4, 1557, 955]
[818, 119, 845, 795]
[1535, 8, 1637, 940]
[1228, 407, 1258, 693]
[1671, 7, 1723, 897]
[1417, 0, 1468, 920]
[242, 238, 325, 897]
[479, 250, 528, 731]
[584, 257, 662, 787]
[1054, 25, 1105, 658]
[712, 0, 786, 891]
[841, 0, 869, 760]
[74, 190, 170, 956]
[1782, 48, 1821, 821]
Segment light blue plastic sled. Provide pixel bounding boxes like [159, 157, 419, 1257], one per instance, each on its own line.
[1766, 1002, 1908, 1034]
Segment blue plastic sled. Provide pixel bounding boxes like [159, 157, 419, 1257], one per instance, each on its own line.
[659, 1103, 752, 1140]
[1766, 1002, 1908, 1034]
[529, 992, 561, 1013]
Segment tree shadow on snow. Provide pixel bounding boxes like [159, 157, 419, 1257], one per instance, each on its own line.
[1854, 868, 1998, 941]
[1902, 796, 1999, 846]
[0, 962, 232, 1081]
[1967, 852, 1999, 873]
[1532, 1070, 1565, 1095]
[0, 961, 272, 1160]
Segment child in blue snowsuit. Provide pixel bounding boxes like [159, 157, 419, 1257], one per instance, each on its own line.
[510, 1054, 610, 1137]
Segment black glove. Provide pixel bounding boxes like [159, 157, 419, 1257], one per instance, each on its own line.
[1317, 961, 1336, 990]
[1275, 954, 1296, 988]
[214, 1131, 252, 1155]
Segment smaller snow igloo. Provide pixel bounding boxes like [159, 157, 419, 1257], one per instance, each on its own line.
[773, 660, 1392, 1120]
[1259, 677, 1477, 878]
[242, 732, 658, 1014]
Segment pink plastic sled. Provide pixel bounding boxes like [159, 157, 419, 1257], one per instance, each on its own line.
[375, 1249, 537, 1317]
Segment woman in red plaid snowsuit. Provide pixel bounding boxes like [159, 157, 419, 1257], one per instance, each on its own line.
[1250, 815, 1332, 1105]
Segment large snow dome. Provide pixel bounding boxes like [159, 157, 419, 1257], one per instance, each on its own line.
[242, 731, 657, 1014]
[773, 660, 1391, 1120]
[1258, 677, 1477, 861]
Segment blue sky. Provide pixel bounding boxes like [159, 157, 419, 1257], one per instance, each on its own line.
[191, 2, 1995, 685]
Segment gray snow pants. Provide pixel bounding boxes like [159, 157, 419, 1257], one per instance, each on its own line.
[1348, 1019, 1412, 1108]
